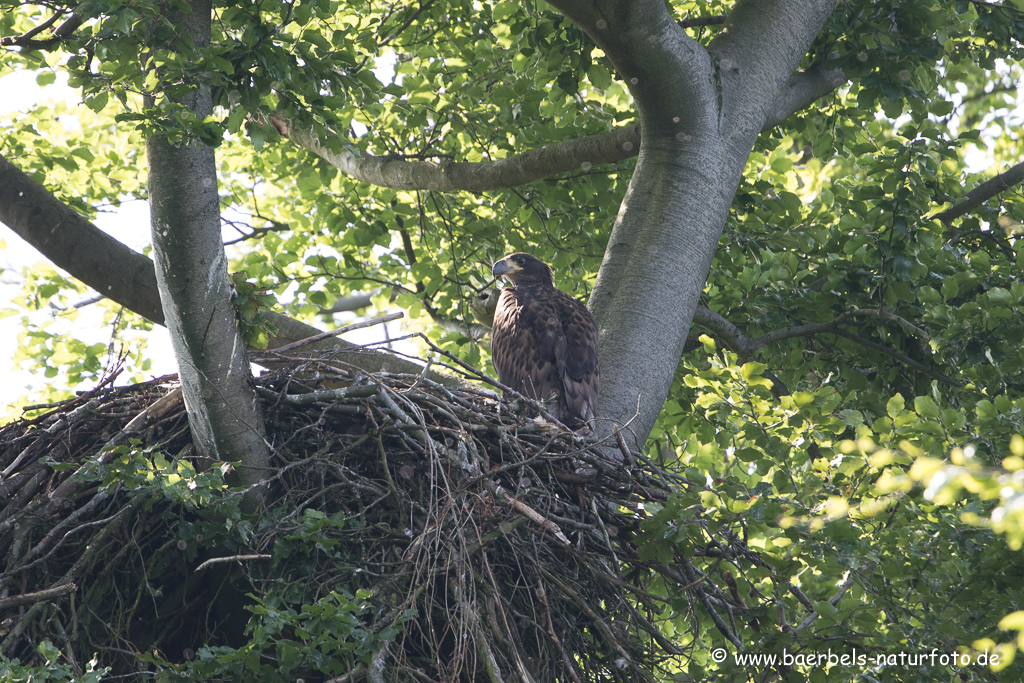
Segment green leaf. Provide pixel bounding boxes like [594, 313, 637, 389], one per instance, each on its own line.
[887, 394, 905, 418]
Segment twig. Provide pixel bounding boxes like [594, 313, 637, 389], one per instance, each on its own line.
[0, 583, 77, 609]
[493, 487, 571, 547]
[795, 569, 859, 631]
[694, 306, 964, 387]
[267, 311, 404, 353]
[833, 329, 966, 387]
[194, 554, 272, 572]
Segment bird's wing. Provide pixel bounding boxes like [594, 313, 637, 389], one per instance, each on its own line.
[553, 292, 599, 425]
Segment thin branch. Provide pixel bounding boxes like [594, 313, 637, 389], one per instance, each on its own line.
[833, 329, 966, 387]
[194, 554, 272, 572]
[0, 11, 84, 50]
[846, 308, 929, 341]
[929, 160, 1024, 224]
[267, 311, 404, 354]
[0, 583, 77, 609]
[795, 569, 859, 631]
[692, 306, 966, 387]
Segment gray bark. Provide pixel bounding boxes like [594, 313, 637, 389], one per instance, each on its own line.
[0, 155, 164, 325]
[273, 63, 844, 194]
[547, 0, 839, 450]
[0, 152, 462, 385]
[146, 0, 270, 491]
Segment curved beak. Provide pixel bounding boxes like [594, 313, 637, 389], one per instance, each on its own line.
[492, 258, 520, 278]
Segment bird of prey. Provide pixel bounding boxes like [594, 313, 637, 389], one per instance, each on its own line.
[489, 252, 599, 429]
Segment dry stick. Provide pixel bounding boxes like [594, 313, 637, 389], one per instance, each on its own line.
[266, 311, 405, 354]
[31, 388, 185, 517]
[480, 550, 538, 683]
[472, 619, 508, 683]
[1, 398, 103, 479]
[1, 497, 141, 654]
[15, 495, 117, 574]
[540, 569, 654, 683]
[255, 383, 379, 405]
[492, 486, 571, 547]
[0, 582, 77, 609]
[194, 554, 273, 572]
[612, 427, 635, 466]
[10, 366, 123, 429]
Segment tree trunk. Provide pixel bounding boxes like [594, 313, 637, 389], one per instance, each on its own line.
[146, 0, 270, 496]
[548, 0, 838, 450]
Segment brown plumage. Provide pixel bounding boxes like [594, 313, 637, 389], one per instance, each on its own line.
[489, 252, 599, 429]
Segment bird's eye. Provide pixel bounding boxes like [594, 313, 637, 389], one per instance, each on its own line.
[515, 256, 524, 264]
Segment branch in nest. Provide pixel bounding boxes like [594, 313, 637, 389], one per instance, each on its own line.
[493, 486, 571, 547]
[0, 582, 77, 609]
[194, 554, 273, 572]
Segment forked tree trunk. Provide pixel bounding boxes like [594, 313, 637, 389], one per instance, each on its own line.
[548, 0, 838, 450]
[146, 0, 270, 499]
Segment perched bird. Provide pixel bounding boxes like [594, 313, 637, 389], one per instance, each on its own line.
[490, 252, 599, 429]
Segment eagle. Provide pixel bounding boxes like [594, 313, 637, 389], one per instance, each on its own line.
[489, 252, 599, 429]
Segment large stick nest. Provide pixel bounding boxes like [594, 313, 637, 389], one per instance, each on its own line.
[0, 350, 761, 682]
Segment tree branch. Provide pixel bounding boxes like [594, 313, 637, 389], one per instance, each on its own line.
[268, 113, 640, 193]
[0, 153, 462, 385]
[0, 10, 84, 50]
[929, 159, 1024, 224]
[268, 57, 845, 194]
[691, 306, 965, 387]
[832, 329, 966, 387]
[0, 583, 77, 609]
[0, 154, 165, 324]
[678, 16, 727, 30]
[765, 62, 848, 130]
[708, 0, 839, 138]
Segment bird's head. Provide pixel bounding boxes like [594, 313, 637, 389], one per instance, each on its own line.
[470, 287, 500, 328]
[492, 252, 553, 286]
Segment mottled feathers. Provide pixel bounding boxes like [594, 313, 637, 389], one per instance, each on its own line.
[489, 253, 599, 429]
